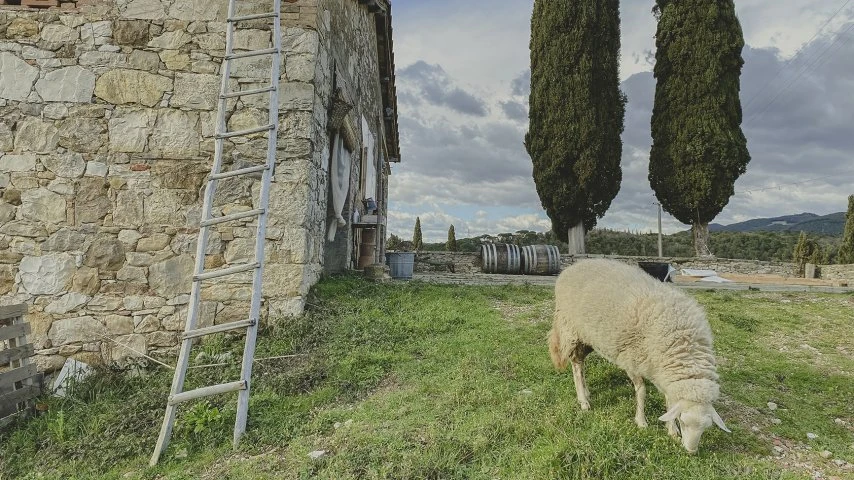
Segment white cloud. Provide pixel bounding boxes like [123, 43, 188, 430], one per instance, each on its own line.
[387, 0, 854, 240]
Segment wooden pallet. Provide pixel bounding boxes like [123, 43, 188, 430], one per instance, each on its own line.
[0, 304, 42, 429]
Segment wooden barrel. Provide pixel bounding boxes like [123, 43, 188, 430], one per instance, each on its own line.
[358, 229, 376, 268]
[521, 244, 561, 275]
[481, 243, 521, 274]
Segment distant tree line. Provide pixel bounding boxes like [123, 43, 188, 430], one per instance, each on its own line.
[587, 229, 841, 263]
[387, 196, 854, 263]
[390, 227, 844, 263]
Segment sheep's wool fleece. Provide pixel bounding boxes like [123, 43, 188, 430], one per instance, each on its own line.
[554, 259, 720, 403]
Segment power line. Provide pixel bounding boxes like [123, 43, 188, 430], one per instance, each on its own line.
[746, 21, 854, 125]
[741, 0, 853, 112]
[736, 171, 854, 195]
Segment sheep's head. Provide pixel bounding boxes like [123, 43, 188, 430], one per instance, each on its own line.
[659, 400, 730, 453]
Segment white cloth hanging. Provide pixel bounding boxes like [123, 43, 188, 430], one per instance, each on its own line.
[361, 116, 376, 202]
[328, 133, 352, 241]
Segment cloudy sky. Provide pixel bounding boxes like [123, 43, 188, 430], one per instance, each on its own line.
[385, 0, 854, 242]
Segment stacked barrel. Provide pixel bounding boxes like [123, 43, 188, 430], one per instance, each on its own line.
[480, 243, 521, 274]
[481, 244, 561, 275]
[521, 244, 561, 275]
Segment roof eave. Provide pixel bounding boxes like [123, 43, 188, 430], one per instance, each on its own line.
[364, 0, 400, 163]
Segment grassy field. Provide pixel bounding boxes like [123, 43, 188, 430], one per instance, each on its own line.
[1, 277, 853, 479]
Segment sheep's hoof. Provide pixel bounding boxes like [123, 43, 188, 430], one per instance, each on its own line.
[580, 401, 591, 411]
[635, 417, 648, 428]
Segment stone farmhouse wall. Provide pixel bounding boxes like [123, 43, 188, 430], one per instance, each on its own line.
[318, 0, 391, 274]
[0, 0, 395, 372]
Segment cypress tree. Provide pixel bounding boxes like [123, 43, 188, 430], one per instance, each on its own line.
[837, 195, 854, 264]
[792, 231, 807, 275]
[387, 233, 402, 251]
[525, 0, 626, 251]
[792, 231, 821, 276]
[413, 217, 423, 251]
[649, 0, 750, 257]
[446, 225, 458, 252]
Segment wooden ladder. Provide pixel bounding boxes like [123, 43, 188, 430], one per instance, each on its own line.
[149, 0, 282, 465]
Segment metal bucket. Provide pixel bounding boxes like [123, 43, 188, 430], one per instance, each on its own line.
[481, 243, 521, 274]
[521, 244, 561, 275]
[385, 252, 416, 279]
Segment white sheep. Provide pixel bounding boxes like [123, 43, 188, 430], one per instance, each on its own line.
[548, 258, 730, 453]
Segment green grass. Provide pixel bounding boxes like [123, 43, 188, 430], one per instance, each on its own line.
[2, 277, 853, 479]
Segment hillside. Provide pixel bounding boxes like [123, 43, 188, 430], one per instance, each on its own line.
[709, 212, 845, 235]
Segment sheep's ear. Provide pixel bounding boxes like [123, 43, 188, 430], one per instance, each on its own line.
[711, 408, 731, 433]
[658, 402, 683, 422]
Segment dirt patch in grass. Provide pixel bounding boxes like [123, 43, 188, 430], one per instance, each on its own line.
[718, 394, 854, 480]
[760, 430, 854, 480]
[492, 299, 553, 325]
[364, 374, 403, 399]
[766, 340, 854, 378]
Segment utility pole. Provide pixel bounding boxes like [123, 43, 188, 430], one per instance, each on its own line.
[656, 202, 663, 258]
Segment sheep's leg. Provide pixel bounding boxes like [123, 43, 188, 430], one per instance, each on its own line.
[569, 342, 592, 410]
[664, 394, 680, 438]
[571, 359, 590, 410]
[630, 375, 647, 428]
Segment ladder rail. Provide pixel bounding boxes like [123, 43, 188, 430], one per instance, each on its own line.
[234, 0, 282, 445]
[169, 380, 247, 406]
[182, 319, 256, 340]
[225, 47, 279, 61]
[199, 208, 265, 227]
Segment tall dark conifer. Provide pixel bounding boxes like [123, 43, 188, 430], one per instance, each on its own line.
[837, 195, 854, 263]
[446, 225, 458, 252]
[526, 0, 626, 251]
[413, 217, 423, 251]
[649, 0, 751, 256]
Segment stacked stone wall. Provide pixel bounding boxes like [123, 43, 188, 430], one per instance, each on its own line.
[0, 0, 365, 371]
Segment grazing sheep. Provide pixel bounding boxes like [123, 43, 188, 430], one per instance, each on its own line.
[549, 258, 730, 453]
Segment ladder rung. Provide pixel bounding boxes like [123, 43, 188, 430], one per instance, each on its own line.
[168, 381, 247, 405]
[228, 12, 278, 22]
[216, 124, 275, 139]
[182, 319, 256, 340]
[194, 262, 259, 282]
[221, 85, 276, 99]
[199, 209, 264, 227]
[224, 48, 278, 61]
[210, 165, 269, 180]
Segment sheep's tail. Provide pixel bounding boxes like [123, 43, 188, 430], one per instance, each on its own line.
[548, 327, 569, 371]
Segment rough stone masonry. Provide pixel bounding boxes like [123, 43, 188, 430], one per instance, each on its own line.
[0, 0, 399, 372]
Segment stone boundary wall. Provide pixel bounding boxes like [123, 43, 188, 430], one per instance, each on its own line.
[816, 265, 854, 282]
[413, 251, 482, 274]
[413, 251, 805, 278]
[587, 255, 798, 277]
[0, 0, 331, 373]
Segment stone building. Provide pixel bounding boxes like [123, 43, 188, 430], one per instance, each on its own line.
[0, 0, 400, 371]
